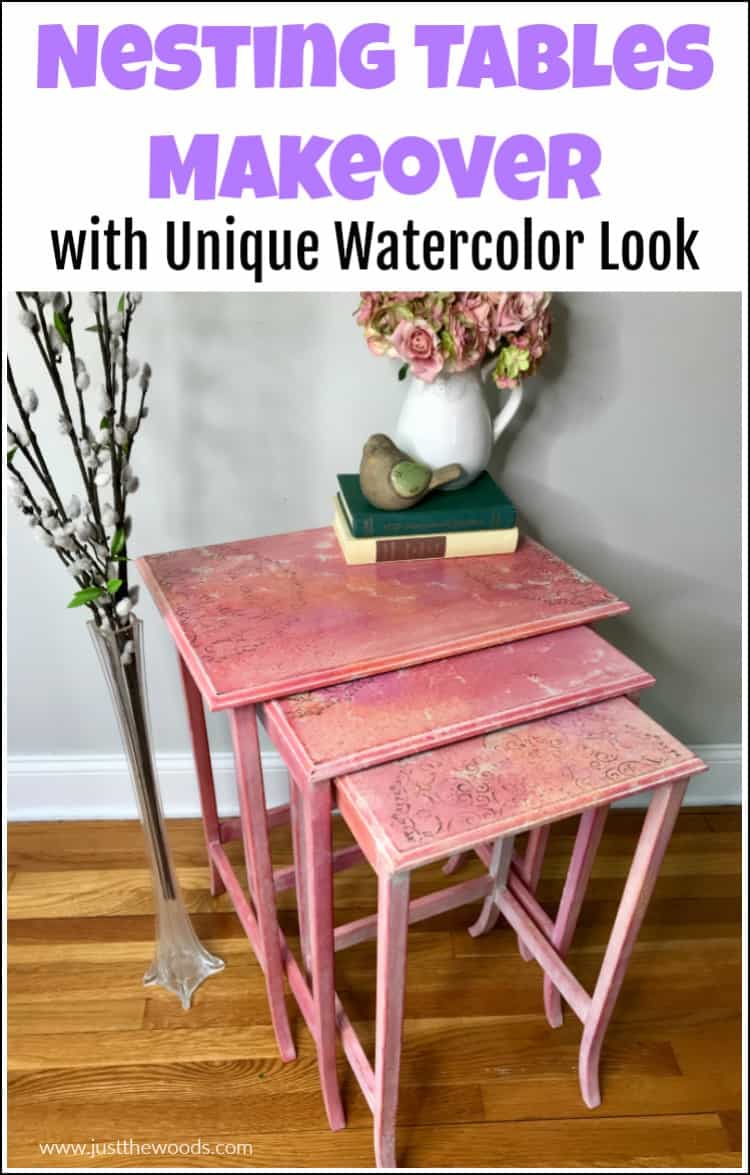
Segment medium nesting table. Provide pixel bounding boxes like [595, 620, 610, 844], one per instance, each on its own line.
[138, 526, 655, 1139]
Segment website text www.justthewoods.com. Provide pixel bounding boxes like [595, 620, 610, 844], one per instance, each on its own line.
[38, 1137, 254, 1159]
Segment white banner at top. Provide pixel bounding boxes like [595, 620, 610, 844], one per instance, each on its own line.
[2, 1, 747, 289]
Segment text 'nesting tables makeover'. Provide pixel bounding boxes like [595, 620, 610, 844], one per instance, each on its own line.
[137, 527, 639, 1136]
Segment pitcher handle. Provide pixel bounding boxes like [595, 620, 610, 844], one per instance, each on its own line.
[481, 356, 524, 443]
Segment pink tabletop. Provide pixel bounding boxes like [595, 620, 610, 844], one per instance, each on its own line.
[336, 696, 706, 872]
[137, 528, 628, 709]
[262, 627, 653, 784]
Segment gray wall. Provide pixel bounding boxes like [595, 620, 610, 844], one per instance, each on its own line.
[7, 293, 741, 781]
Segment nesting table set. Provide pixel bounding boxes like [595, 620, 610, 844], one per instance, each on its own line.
[138, 526, 706, 1168]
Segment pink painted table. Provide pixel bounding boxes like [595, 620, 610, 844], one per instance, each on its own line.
[138, 528, 627, 708]
[137, 527, 635, 1128]
[333, 696, 706, 1166]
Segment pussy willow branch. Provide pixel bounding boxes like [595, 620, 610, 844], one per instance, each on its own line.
[100, 292, 129, 599]
[93, 295, 127, 597]
[6, 420, 110, 586]
[63, 308, 89, 439]
[117, 301, 133, 528]
[116, 300, 137, 598]
[93, 298, 117, 505]
[127, 376, 151, 447]
[7, 423, 46, 487]
[59, 299, 105, 538]
[118, 299, 134, 428]
[9, 461, 66, 555]
[17, 293, 91, 497]
[6, 358, 66, 515]
[5, 460, 101, 618]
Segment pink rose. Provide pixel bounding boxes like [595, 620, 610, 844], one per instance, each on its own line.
[391, 317, 444, 382]
[526, 305, 552, 361]
[356, 292, 380, 326]
[494, 292, 550, 336]
[444, 306, 489, 373]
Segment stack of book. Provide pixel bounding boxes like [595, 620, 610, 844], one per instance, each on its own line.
[333, 472, 519, 565]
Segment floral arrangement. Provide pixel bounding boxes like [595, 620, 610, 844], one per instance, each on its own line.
[7, 292, 151, 656]
[356, 291, 551, 389]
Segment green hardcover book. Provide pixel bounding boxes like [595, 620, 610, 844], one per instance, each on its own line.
[336, 472, 516, 539]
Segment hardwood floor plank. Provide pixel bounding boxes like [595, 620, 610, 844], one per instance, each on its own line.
[6, 868, 236, 919]
[7, 1026, 285, 1071]
[702, 808, 742, 833]
[8, 1076, 482, 1132]
[6, 1000, 146, 1036]
[480, 1075, 740, 1124]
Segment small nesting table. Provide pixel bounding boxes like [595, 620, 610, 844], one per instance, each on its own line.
[332, 695, 704, 1166]
[138, 526, 682, 1147]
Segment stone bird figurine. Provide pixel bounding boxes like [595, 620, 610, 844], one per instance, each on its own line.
[359, 434, 462, 511]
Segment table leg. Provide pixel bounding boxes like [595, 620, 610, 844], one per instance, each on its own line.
[517, 824, 551, 960]
[289, 784, 311, 975]
[443, 852, 466, 875]
[469, 836, 515, 937]
[578, 779, 689, 1108]
[299, 779, 346, 1132]
[374, 869, 411, 1170]
[177, 654, 224, 897]
[230, 705, 296, 1063]
[543, 805, 608, 1027]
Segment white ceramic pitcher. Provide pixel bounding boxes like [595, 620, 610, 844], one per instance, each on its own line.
[394, 365, 523, 490]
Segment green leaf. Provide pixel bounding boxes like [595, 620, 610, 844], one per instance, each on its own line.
[53, 311, 71, 345]
[397, 363, 409, 381]
[117, 293, 125, 313]
[85, 324, 101, 332]
[110, 527, 126, 557]
[106, 578, 123, 595]
[99, 416, 111, 430]
[7, 446, 17, 462]
[67, 586, 103, 608]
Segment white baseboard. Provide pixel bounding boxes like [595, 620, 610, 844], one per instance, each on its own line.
[5, 750, 290, 822]
[5, 744, 742, 821]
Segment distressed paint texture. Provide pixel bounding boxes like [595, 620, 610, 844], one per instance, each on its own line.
[137, 530, 627, 708]
[336, 696, 705, 871]
[267, 627, 654, 782]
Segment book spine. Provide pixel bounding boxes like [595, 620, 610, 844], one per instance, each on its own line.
[334, 521, 519, 564]
[375, 536, 447, 561]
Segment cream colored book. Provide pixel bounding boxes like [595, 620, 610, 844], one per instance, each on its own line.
[332, 497, 519, 565]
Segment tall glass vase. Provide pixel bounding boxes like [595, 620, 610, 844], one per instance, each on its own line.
[89, 617, 224, 1008]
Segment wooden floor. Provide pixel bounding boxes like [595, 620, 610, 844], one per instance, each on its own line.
[7, 808, 743, 1169]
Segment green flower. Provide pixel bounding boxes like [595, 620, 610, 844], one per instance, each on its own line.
[494, 344, 531, 382]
